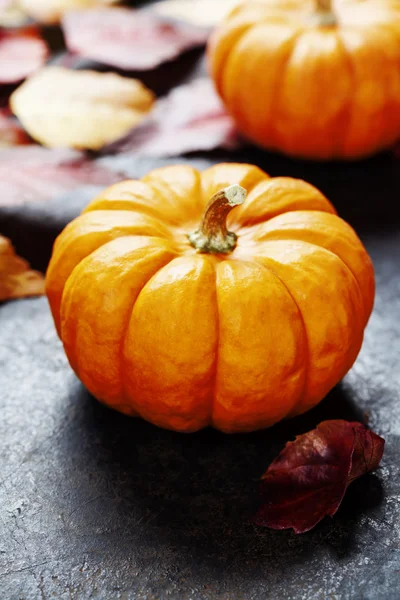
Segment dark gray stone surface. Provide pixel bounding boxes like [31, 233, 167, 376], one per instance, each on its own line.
[1, 149, 400, 600]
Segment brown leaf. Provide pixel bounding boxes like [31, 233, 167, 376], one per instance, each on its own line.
[0, 27, 49, 84]
[0, 108, 30, 146]
[255, 420, 384, 534]
[153, 0, 241, 29]
[0, 146, 121, 206]
[0, 235, 45, 301]
[104, 78, 241, 157]
[18, 0, 119, 25]
[348, 424, 385, 483]
[62, 7, 208, 71]
[10, 66, 155, 150]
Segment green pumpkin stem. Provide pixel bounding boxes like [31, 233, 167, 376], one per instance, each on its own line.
[188, 184, 247, 254]
[317, 0, 332, 10]
[314, 0, 337, 26]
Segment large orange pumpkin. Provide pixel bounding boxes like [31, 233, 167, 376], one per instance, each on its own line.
[46, 163, 374, 433]
[208, 0, 400, 160]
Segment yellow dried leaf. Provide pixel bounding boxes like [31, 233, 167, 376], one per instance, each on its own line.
[153, 0, 241, 28]
[0, 1, 28, 27]
[0, 235, 45, 302]
[10, 66, 155, 151]
[17, 0, 119, 24]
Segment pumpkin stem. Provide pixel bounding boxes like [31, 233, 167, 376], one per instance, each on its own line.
[313, 0, 337, 26]
[316, 0, 332, 9]
[188, 184, 247, 254]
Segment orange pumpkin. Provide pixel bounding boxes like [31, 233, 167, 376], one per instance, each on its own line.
[208, 0, 400, 160]
[46, 163, 374, 433]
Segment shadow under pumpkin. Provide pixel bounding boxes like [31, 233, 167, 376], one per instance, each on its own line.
[62, 379, 383, 575]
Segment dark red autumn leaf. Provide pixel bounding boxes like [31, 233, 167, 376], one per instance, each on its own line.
[62, 8, 208, 72]
[0, 27, 49, 84]
[0, 108, 30, 146]
[255, 420, 384, 534]
[104, 78, 241, 157]
[348, 423, 385, 483]
[0, 146, 121, 206]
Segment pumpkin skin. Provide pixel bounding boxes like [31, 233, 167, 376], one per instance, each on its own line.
[46, 163, 374, 433]
[208, 0, 400, 160]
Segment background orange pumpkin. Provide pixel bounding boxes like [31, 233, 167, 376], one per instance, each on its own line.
[46, 163, 374, 433]
[208, 0, 400, 160]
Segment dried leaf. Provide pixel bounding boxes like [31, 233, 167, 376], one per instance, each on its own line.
[0, 146, 121, 206]
[104, 78, 240, 157]
[153, 0, 241, 29]
[10, 66, 155, 150]
[0, 0, 29, 27]
[18, 0, 119, 24]
[62, 8, 208, 71]
[0, 27, 48, 84]
[0, 108, 30, 146]
[348, 424, 385, 484]
[255, 420, 384, 534]
[0, 235, 45, 301]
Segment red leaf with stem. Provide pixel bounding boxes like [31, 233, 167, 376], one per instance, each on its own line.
[255, 420, 384, 534]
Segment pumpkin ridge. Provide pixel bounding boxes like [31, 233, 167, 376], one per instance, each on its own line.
[210, 17, 257, 96]
[222, 25, 303, 143]
[268, 26, 348, 156]
[368, 23, 400, 139]
[123, 255, 218, 431]
[51, 230, 176, 334]
[142, 166, 204, 227]
[252, 258, 310, 419]
[209, 257, 220, 428]
[327, 29, 356, 157]
[247, 238, 366, 416]
[249, 210, 374, 324]
[142, 179, 187, 219]
[339, 23, 400, 158]
[231, 177, 335, 229]
[59, 236, 178, 390]
[335, 29, 362, 158]
[83, 179, 176, 222]
[264, 27, 304, 149]
[73, 209, 174, 240]
[254, 233, 370, 320]
[46, 210, 173, 334]
[119, 246, 178, 418]
[90, 201, 171, 223]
